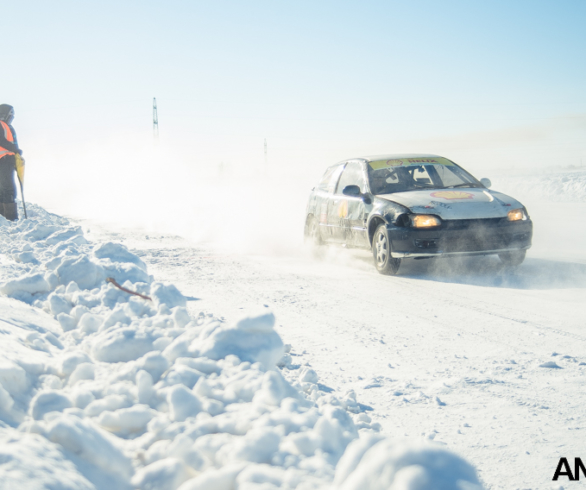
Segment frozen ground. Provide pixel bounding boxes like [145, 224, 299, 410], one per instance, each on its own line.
[0, 169, 584, 489]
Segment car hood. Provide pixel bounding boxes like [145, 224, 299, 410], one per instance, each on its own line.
[376, 187, 524, 220]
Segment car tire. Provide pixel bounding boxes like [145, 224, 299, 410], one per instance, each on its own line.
[498, 250, 526, 267]
[373, 224, 401, 275]
[304, 215, 323, 247]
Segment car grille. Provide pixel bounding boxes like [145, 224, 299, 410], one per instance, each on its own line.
[442, 218, 503, 230]
[439, 218, 530, 252]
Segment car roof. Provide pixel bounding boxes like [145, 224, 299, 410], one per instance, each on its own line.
[340, 153, 446, 164]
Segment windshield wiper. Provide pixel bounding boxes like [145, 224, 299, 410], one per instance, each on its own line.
[412, 183, 440, 189]
[444, 182, 481, 188]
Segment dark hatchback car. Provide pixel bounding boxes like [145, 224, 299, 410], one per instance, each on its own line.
[304, 154, 533, 275]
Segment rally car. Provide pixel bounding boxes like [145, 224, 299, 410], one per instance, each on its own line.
[304, 154, 532, 275]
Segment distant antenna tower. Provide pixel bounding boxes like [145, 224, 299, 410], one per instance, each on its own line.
[264, 138, 268, 167]
[153, 98, 159, 140]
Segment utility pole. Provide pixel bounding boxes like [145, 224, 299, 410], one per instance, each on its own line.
[153, 98, 159, 141]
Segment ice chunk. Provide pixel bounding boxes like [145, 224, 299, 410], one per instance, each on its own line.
[334, 434, 384, 485]
[137, 351, 169, 382]
[177, 463, 246, 490]
[100, 305, 131, 329]
[0, 360, 30, 395]
[124, 296, 151, 318]
[334, 439, 481, 490]
[102, 262, 150, 285]
[172, 307, 192, 328]
[299, 367, 319, 384]
[217, 427, 281, 465]
[236, 464, 286, 489]
[55, 255, 104, 290]
[151, 282, 187, 309]
[13, 251, 39, 264]
[60, 352, 92, 377]
[193, 312, 284, 369]
[97, 404, 157, 433]
[0, 273, 51, 296]
[48, 292, 73, 315]
[46, 415, 134, 480]
[539, 361, 562, 369]
[166, 434, 207, 471]
[0, 384, 15, 413]
[92, 327, 158, 362]
[160, 364, 204, 389]
[131, 457, 193, 490]
[72, 290, 101, 309]
[177, 357, 221, 375]
[78, 313, 103, 334]
[23, 224, 60, 241]
[94, 242, 147, 271]
[85, 394, 132, 417]
[0, 431, 94, 490]
[136, 370, 155, 404]
[167, 385, 203, 422]
[253, 370, 299, 407]
[57, 313, 78, 332]
[45, 227, 84, 245]
[71, 389, 95, 409]
[313, 407, 357, 460]
[163, 328, 203, 363]
[68, 363, 95, 385]
[30, 391, 72, 420]
[18, 358, 49, 376]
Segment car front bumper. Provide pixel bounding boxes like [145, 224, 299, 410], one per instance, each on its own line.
[387, 218, 533, 259]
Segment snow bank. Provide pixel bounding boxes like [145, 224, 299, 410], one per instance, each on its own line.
[0, 202, 482, 489]
[493, 169, 586, 203]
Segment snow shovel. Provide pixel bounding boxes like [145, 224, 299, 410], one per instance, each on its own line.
[15, 154, 27, 219]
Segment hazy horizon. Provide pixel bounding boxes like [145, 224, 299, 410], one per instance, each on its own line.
[3, 0, 585, 231]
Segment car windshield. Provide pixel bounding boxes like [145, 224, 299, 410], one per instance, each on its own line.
[367, 159, 481, 195]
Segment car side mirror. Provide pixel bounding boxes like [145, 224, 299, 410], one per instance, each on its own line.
[342, 185, 361, 196]
[342, 185, 371, 204]
[480, 178, 491, 188]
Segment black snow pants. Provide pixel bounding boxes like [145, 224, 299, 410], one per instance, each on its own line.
[0, 155, 16, 203]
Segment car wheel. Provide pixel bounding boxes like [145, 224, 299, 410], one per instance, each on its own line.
[304, 215, 322, 247]
[373, 224, 401, 275]
[498, 250, 526, 267]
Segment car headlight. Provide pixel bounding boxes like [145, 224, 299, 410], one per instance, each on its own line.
[507, 208, 526, 221]
[411, 215, 442, 228]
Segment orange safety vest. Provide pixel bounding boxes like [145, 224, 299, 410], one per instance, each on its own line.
[0, 121, 15, 159]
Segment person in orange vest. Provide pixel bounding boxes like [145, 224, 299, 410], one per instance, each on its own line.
[0, 104, 21, 221]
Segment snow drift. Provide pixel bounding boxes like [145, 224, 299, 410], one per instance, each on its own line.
[0, 203, 482, 490]
[493, 169, 586, 203]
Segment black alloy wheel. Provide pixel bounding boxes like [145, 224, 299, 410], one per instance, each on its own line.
[373, 224, 401, 275]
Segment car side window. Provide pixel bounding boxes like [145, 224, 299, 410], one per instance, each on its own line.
[336, 162, 366, 194]
[317, 165, 344, 193]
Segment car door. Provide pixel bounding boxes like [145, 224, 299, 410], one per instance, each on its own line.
[317, 164, 344, 242]
[330, 161, 370, 246]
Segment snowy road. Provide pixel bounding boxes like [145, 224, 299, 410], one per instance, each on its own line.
[84, 197, 586, 489]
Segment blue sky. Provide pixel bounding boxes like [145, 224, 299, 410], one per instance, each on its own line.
[3, 0, 586, 194]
